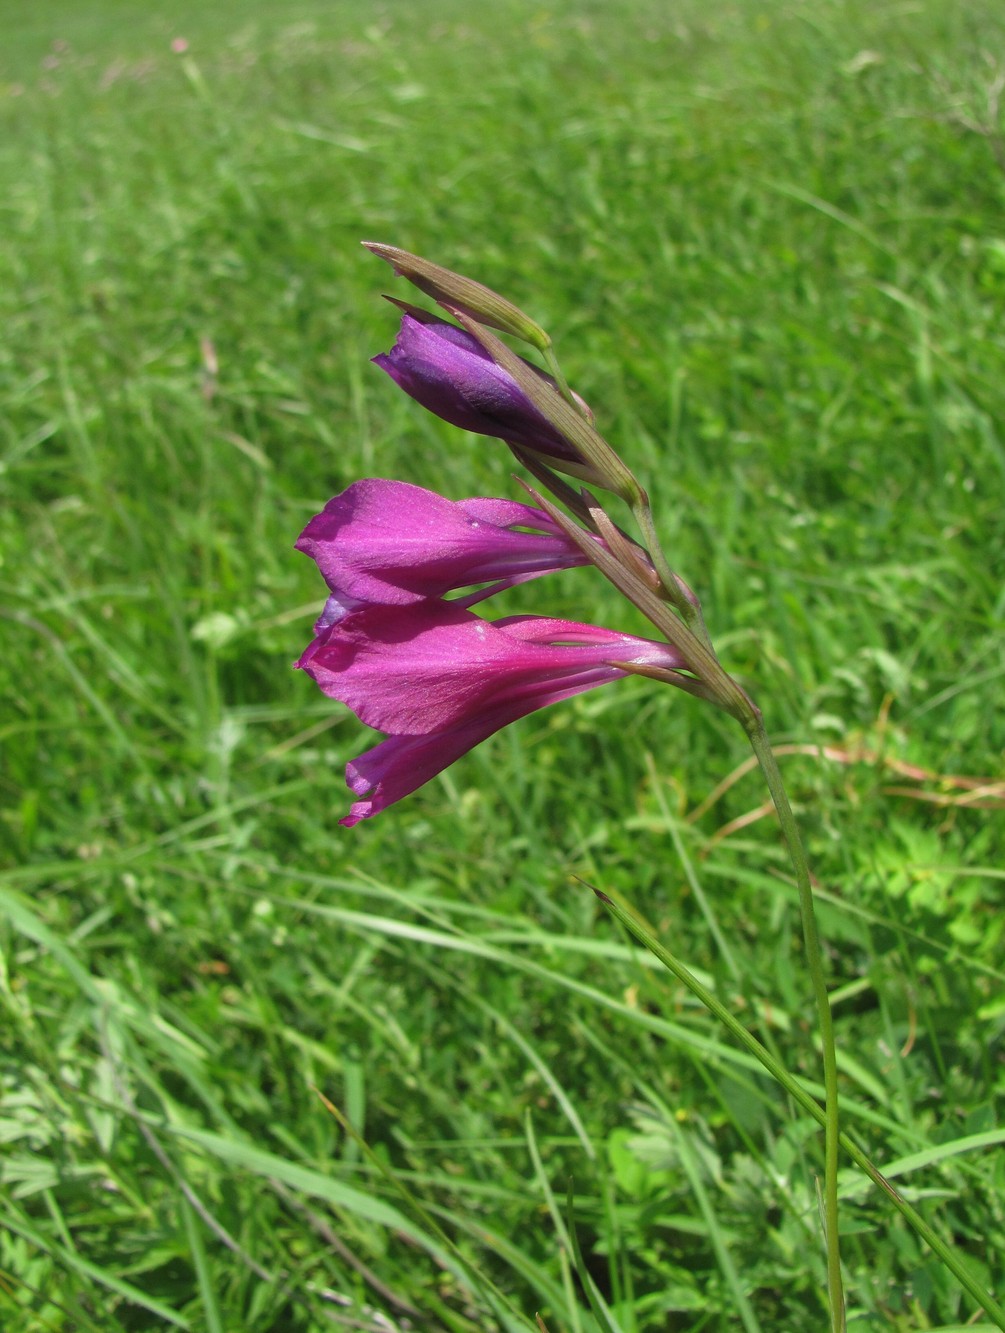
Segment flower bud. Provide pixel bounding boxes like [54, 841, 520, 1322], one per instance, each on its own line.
[373, 308, 586, 464]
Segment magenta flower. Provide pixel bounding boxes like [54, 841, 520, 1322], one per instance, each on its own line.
[373, 309, 584, 462]
[296, 479, 593, 625]
[296, 598, 685, 826]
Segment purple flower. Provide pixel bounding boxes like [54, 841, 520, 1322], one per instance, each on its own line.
[296, 480, 594, 626]
[373, 310, 583, 462]
[295, 598, 685, 826]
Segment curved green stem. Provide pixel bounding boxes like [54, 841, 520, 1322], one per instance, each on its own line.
[596, 890, 1005, 1329]
[742, 709, 844, 1331]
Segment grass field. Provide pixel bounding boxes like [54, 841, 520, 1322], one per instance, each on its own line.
[3, 0, 1005, 1328]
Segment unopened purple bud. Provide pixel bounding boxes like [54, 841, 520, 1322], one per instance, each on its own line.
[373, 310, 585, 464]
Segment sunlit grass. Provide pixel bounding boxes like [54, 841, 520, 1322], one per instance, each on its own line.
[2, 0, 1004, 1328]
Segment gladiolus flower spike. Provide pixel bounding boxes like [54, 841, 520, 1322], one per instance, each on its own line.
[291, 247, 1005, 1333]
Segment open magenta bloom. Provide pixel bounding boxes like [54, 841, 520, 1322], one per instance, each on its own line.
[373, 310, 582, 462]
[296, 598, 686, 826]
[296, 479, 593, 624]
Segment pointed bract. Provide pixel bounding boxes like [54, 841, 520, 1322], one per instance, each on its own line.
[363, 241, 549, 350]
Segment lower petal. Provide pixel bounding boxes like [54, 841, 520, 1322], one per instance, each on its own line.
[341, 724, 487, 826]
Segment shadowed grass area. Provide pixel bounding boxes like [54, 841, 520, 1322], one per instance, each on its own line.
[2, 0, 1004, 1328]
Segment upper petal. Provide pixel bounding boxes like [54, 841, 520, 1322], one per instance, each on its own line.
[295, 478, 589, 606]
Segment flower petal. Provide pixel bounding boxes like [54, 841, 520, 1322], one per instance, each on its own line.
[297, 599, 681, 736]
[296, 479, 590, 609]
[296, 596, 687, 823]
[339, 662, 659, 826]
[341, 721, 504, 826]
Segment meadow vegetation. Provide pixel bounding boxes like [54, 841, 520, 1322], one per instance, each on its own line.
[2, 0, 1004, 1328]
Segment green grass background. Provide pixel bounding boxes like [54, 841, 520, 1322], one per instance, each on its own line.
[2, 0, 1004, 1328]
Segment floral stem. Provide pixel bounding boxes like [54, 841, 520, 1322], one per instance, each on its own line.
[742, 707, 844, 1332]
[596, 890, 1005, 1330]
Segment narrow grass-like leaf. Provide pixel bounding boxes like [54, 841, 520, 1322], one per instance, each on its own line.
[564, 1181, 625, 1333]
[181, 1197, 225, 1333]
[524, 1114, 583, 1333]
[879, 1130, 1005, 1181]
